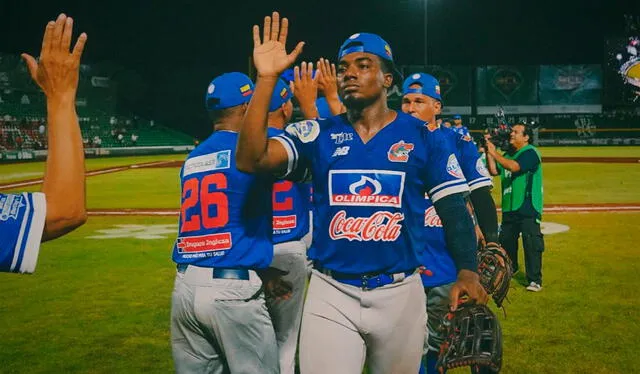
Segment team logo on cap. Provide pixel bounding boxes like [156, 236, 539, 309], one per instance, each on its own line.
[435, 85, 441, 95]
[412, 73, 421, 79]
[240, 84, 253, 97]
[280, 87, 288, 99]
[207, 84, 215, 94]
[349, 33, 360, 39]
[384, 44, 392, 58]
[387, 140, 414, 163]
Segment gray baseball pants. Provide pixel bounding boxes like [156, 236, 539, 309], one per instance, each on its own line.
[299, 269, 426, 374]
[170, 265, 279, 374]
[266, 239, 309, 374]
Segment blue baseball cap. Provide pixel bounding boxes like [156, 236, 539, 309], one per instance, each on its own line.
[205, 72, 254, 111]
[338, 32, 394, 62]
[269, 79, 292, 112]
[453, 114, 462, 120]
[402, 73, 441, 101]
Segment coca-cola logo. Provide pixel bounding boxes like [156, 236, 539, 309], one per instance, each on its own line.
[329, 210, 404, 242]
[424, 206, 442, 227]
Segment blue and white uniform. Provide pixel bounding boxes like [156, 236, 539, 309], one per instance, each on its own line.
[0, 192, 46, 274]
[170, 72, 279, 374]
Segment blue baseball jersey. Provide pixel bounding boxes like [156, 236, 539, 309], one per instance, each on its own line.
[420, 125, 493, 287]
[272, 112, 469, 274]
[172, 130, 273, 269]
[268, 128, 312, 244]
[0, 192, 46, 274]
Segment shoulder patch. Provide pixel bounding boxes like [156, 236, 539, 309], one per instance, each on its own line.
[446, 154, 464, 179]
[285, 120, 320, 144]
[476, 157, 490, 177]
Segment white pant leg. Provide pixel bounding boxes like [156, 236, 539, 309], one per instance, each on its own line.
[266, 240, 308, 374]
[299, 270, 366, 374]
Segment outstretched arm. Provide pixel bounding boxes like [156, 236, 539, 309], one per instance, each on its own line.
[236, 12, 304, 174]
[22, 14, 88, 241]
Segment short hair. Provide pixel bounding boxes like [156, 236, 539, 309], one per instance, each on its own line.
[377, 56, 402, 87]
[208, 104, 243, 123]
[514, 122, 534, 143]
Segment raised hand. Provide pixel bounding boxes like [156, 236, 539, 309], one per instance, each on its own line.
[316, 58, 338, 99]
[252, 12, 304, 78]
[21, 13, 87, 103]
[291, 62, 319, 119]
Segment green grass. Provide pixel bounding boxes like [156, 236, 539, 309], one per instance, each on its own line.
[8, 162, 639, 208]
[1, 213, 638, 373]
[489, 163, 640, 205]
[538, 146, 640, 157]
[0, 217, 177, 374]
[0, 154, 185, 183]
[6, 168, 181, 209]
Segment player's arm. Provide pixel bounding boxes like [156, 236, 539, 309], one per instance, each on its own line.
[22, 14, 88, 241]
[290, 62, 319, 120]
[425, 132, 488, 309]
[483, 138, 500, 176]
[470, 187, 499, 244]
[236, 12, 304, 174]
[317, 58, 345, 116]
[457, 137, 499, 243]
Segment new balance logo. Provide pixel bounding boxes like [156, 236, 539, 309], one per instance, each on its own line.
[332, 146, 350, 157]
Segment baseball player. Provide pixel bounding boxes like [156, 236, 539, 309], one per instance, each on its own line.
[266, 78, 312, 374]
[452, 114, 469, 136]
[401, 73, 500, 374]
[1, 14, 87, 274]
[170, 72, 290, 374]
[236, 12, 487, 374]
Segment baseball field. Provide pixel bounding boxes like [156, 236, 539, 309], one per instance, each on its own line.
[1, 146, 639, 373]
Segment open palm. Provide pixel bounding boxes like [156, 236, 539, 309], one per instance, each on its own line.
[252, 12, 304, 78]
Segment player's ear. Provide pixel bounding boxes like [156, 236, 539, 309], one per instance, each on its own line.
[382, 71, 393, 89]
[434, 100, 443, 115]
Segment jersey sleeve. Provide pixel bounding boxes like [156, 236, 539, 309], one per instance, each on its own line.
[0, 192, 46, 274]
[271, 119, 319, 182]
[514, 148, 540, 175]
[456, 134, 493, 191]
[424, 130, 470, 203]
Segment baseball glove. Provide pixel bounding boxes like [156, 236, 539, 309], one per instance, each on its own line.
[477, 242, 513, 308]
[436, 303, 502, 373]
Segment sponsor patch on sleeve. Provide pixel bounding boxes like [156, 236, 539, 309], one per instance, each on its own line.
[476, 158, 490, 177]
[446, 154, 464, 179]
[285, 120, 320, 143]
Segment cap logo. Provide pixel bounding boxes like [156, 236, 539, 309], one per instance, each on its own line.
[240, 84, 253, 96]
[412, 73, 421, 79]
[435, 85, 441, 95]
[207, 84, 215, 94]
[280, 87, 288, 99]
[384, 44, 392, 57]
[349, 33, 360, 39]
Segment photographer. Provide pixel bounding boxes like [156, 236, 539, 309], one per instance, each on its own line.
[485, 122, 545, 292]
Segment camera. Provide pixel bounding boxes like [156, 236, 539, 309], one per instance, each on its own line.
[478, 107, 512, 151]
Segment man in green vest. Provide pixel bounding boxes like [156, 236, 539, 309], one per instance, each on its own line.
[485, 122, 545, 292]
